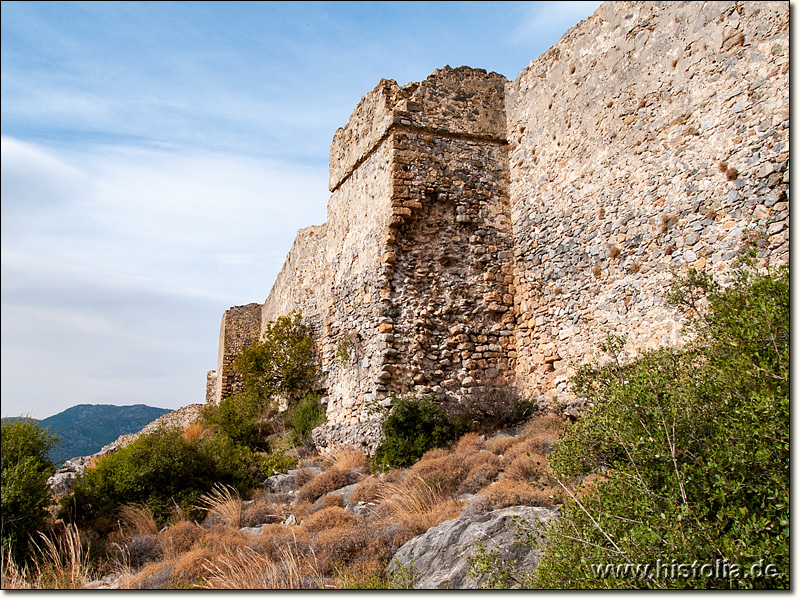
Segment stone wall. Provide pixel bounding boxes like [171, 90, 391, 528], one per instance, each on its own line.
[208, 303, 262, 404]
[506, 0, 789, 405]
[207, 1, 789, 448]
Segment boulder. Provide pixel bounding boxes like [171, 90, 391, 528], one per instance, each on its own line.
[388, 505, 558, 589]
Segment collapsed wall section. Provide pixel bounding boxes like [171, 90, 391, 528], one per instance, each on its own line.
[379, 80, 514, 406]
[506, 0, 789, 407]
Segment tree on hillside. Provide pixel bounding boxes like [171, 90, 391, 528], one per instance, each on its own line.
[530, 262, 789, 589]
[1, 419, 58, 559]
[234, 311, 316, 410]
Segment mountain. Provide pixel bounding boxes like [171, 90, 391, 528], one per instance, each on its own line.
[37, 404, 171, 464]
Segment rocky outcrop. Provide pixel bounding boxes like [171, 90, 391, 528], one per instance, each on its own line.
[389, 505, 559, 589]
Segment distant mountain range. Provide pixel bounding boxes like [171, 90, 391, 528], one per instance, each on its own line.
[3, 404, 171, 464]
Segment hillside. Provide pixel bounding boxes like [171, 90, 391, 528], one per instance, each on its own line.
[38, 404, 171, 464]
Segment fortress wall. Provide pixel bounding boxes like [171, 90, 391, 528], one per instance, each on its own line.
[262, 224, 328, 333]
[381, 128, 515, 405]
[210, 303, 263, 404]
[506, 1, 789, 405]
[321, 136, 396, 426]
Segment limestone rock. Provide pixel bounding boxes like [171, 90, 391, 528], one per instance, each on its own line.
[389, 505, 559, 589]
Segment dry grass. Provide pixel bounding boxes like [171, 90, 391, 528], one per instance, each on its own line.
[463, 480, 560, 515]
[249, 524, 311, 562]
[521, 413, 566, 438]
[296, 467, 349, 503]
[171, 547, 215, 584]
[195, 483, 242, 528]
[454, 432, 485, 453]
[30, 523, 95, 589]
[312, 524, 370, 577]
[501, 451, 549, 482]
[349, 475, 386, 503]
[203, 545, 319, 589]
[183, 422, 206, 441]
[124, 561, 174, 589]
[321, 445, 367, 471]
[309, 493, 344, 515]
[484, 435, 518, 455]
[407, 451, 470, 495]
[159, 520, 203, 560]
[1, 549, 32, 589]
[378, 475, 462, 538]
[118, 503, 158, 538]
[301, 506, 358, 534]
[330, 556, 388, 589]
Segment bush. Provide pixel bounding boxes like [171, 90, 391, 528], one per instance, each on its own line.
[1, 419, 58, 559]
[67, 428, 265, 527]
[234, 311, 315, 408]
[457, 387, 535, 434]
[372, 395, 463, 470]
[201, 392, 271, 452]
[533, 265, 789, 589]
[289, 393, 326, 445]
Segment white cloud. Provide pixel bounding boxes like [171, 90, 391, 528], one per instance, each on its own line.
[1, 136, 329, 418]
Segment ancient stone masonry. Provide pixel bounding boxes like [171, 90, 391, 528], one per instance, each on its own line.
[207, 303, 262, 404]
[505, 0, 789, 403]
[208, 1, 789, 449]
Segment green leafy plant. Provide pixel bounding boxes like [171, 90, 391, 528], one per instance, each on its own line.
[455, 386, 534, 434]
[201, 392, 271, 452]
[335, 334, 355, 364]
[289, 393, 326, 446]
[372, 395, 465, 470]
[235, 311, 315, 408]
[533, 264, 788, 589]
[67, 428, 264, 528]
[1, 419, 58, 559]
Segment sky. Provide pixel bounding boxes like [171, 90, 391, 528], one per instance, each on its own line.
[1, 1, 603, 419]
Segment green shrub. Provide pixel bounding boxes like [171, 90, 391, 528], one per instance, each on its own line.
[532, 264, 788, 589]
[262, 452, 297, 477]
[372, 395, 464, 470]
[234, 311, 315, 408]
[201, 392, 271, 452]
[1, 419, 58, 559]
[289, 394, 326, 445]
[67, 429, 265, 527]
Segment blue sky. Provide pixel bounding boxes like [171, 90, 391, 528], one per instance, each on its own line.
[1, 1, 602, 419]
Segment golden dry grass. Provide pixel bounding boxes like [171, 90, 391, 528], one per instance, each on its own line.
[30, 523, 95, 589]
[472, 480, 560, 511]
[349, 475, 385, 503]
[195, 483, 242, 528]
[483, 435, 518, 455]
[159, 520, 203, 560]
[301, 506, 358, 534]
[296, 467, 349, 503]
[118, 503, 158, 538]
[1, 549, 32, 589]
[202, 545, 318, 589]
[183, 422, 206, 441]
[501, 451, 549, 482]
[171, 547, 215, 584]
[123, 561, 174, 589]
[321, 445, 367, 471]
[378, 475, 462, 538]
[454, 431, 485, 453]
